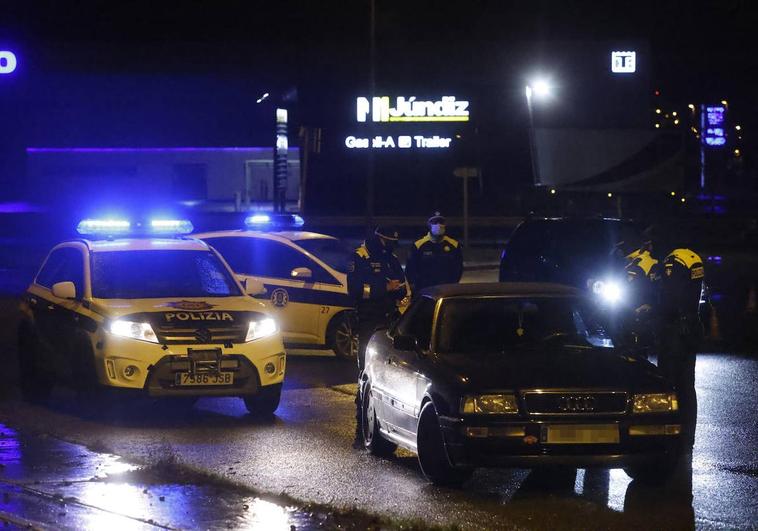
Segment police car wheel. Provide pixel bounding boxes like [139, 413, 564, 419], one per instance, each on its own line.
[244, 383, 282, 417]
[71, 334, 99, 394]
[17, 324, 54, 403]
[417, 402, 473, 486]
[361, 382, 397, 457]
[328, 312, 357, 360]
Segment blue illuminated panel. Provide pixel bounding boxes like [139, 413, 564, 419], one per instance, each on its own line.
[702, 105, 726, 147]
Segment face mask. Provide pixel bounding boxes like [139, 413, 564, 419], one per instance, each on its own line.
[430, 224, 445, 237]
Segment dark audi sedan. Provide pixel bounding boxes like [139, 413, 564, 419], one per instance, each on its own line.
[360, 283, 681, 485]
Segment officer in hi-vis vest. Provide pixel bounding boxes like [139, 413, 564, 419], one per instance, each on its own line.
[346, 226, 407, 447]
[405, 212, 463, 293]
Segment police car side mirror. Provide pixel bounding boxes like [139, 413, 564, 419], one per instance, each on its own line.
[393, 334, 418, 352]
[52, 281, 77, 300]
[243, 278, 267, 296]
[291, 267, 312, 280]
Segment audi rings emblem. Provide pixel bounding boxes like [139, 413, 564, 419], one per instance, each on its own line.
[557, 395, 596, 412]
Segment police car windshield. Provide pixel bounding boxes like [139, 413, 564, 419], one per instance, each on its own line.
[296, 238, 352, 273]
[91, 250, 241, 299]
[435, 296, 612, 354]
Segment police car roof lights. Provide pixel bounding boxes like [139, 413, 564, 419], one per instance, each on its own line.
[244, 213, 305, 230]
[77, 219, 131, 236]
[150, 219, 194, 235]
[77, 218, 193, 237]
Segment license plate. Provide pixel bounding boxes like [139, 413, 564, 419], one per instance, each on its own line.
[545, 424, 619, 444]
[174, 373, 234, 386]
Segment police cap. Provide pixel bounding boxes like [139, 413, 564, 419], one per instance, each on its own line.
[374, 225, 399, 241]
[428, 211, 446, 225]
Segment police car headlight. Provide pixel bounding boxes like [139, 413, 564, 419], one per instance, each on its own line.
[633, 393, 679, 413]
[592, 279, 624, 304]
[461, 394, 518, 414]
[245, 318, 277, 342]
[109, 320, 159, 343]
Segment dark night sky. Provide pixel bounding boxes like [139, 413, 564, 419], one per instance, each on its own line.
[3, 0, 757, 100]
[1, 1, 757, 214]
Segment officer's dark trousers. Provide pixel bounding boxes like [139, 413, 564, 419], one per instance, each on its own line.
[354, 313, 384, 444]
[659, 327, 698, 450]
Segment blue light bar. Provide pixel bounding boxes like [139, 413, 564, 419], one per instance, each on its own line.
[244, 213, 305, 230]
[77, 219, 131, 235]
[150, 219, 194, 235]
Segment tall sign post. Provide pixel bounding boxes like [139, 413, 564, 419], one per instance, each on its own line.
[700, 104, 727, 190]
[274, 107, 288, 213]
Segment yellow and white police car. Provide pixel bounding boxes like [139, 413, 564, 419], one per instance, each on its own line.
[17, 218, 286, 415]
[194, 214, 358, 358]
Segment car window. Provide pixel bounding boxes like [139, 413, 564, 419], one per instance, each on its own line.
[435, 296, 612, 354]
[295, 238, 352, 273]
[204, 237, 335, 283]
[91, 250, 240, 299]
[36, 247, 85, 297]
[395, 296, 436, 350]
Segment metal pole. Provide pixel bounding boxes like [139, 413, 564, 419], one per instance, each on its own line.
[462, 175, 469, 249]
[525, 88, 541, 186]
[366, 0, 376, 227]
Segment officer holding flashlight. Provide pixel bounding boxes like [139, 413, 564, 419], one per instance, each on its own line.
[406, 212, 463, 294]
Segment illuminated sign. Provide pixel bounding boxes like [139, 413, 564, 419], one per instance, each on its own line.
[0, 51, 17, 74]
[611, 51, 636, 73]
[356, 96, 469, 123]
[345, 135, 452, 149]
[702, 105, 726, 147]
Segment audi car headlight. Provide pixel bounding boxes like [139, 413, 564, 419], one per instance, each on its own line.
[109, 320, 159, 343]
[461, 394, 518, 414]
[633, 393, 679, 413]
[245, 318, 277, 342]
[591, 279, 624, 305]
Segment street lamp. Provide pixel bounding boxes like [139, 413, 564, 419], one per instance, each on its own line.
[525, 78, 553, 186]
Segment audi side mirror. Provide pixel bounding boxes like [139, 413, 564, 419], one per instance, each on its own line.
[291, 267, 312, 279]
[393, 334, 418, 351]
[51, 281, 76, 300]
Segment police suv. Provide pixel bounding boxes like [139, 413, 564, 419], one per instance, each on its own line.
[18, 219, 286, 415]
[194, 214, 357, 358]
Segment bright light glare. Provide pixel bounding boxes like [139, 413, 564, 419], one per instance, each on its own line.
[150, 219, 194, 234]
[77, 219, 131, 235]
[247, 214, 271, 225]
[531, 80, 550, 98]
[592, 280, 623, 304]
[110, 320, 159, 343]
[246, 318, 277, 342]
[256, 92, 270, 104]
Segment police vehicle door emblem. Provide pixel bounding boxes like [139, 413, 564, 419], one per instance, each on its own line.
[271, 288, 289, 307]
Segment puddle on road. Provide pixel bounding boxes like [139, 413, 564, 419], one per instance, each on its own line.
[0, 423, 381, 530]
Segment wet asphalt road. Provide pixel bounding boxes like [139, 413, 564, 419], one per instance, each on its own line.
[0, 269, 756, 530]
[0, 353, 755, 530]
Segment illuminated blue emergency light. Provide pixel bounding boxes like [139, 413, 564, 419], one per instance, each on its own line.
[77, 218, 193, 237]
[77, 219, 131, 235]
[150, 219, 194, 234]
[244, 213, 305, 230]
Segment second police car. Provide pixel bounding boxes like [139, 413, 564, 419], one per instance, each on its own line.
[195, 214, 358, 358]
[17, 218, 286, 415]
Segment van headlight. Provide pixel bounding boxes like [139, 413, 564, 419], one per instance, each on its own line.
[632, 393, 679, 413]
[245, 318, 277, 342]
[109, 320, 159, 343]
[461, 394, 518, 414]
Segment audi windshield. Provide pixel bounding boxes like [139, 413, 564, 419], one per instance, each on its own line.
[435, 296, 613, 354]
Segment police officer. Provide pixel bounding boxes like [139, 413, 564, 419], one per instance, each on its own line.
[620, 235, 661, 355]
[640, 226, 704, 451]
[405, 212, 463, 293]
[347, 226, 408, 447]
[658, 246, 705, 451]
